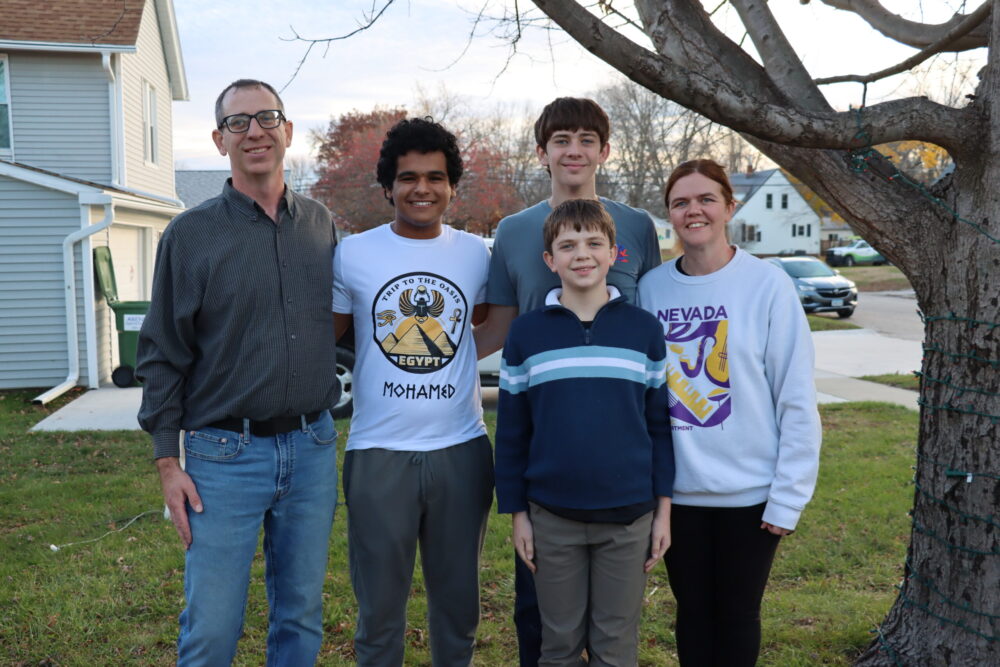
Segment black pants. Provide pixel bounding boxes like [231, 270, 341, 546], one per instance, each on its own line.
[514, 551, 542, 666]
[664, 503, 781, 667]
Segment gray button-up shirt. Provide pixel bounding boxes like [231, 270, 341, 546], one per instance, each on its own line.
[137, 181, 339, 458]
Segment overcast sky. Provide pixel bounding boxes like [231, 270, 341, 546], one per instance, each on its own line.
[170, 0, 983, 169]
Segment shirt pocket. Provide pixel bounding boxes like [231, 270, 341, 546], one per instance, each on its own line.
[306, 263, 335, 321]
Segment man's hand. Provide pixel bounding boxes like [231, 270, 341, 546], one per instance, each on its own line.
[512, 511, 536, 573]
[156, 457, 202, 549]
[645, 496, 671, 572]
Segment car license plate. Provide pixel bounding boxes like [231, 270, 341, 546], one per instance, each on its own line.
[832, 299, 844, 307]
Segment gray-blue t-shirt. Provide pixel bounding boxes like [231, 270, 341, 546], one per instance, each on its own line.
[486, 198, 662, 312]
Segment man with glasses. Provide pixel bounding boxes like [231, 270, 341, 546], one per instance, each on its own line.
[137, 79, 339, 666]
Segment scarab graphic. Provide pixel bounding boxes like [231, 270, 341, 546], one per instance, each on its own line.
[399, 285, 445, 323]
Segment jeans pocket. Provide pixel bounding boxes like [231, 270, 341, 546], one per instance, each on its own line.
[185, 428, 245, 461]
[306, 412, 338, 445]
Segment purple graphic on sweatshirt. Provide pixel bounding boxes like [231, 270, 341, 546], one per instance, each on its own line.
[663, 313, 731, 428]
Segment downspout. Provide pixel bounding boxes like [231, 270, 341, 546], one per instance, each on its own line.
[102, 51, 125, 186]
[33, 194, 115, 404]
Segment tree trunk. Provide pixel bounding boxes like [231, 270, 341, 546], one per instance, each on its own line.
[746, 134, 1000, 666]
[530, 1, 1000, 661]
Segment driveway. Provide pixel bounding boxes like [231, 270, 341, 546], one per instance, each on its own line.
[848, 290, 923, 341]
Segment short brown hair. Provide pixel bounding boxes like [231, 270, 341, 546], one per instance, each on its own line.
[534, 97, 610, 149]
[543, 199, 616, 254]
[215, 79, 284, 128]
[664, 159, 735, 209]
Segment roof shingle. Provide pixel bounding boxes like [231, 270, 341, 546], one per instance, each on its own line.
[0, 0, 145, 47]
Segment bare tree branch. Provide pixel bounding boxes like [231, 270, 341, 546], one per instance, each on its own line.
[533, 0, 973, 153]
[813, 0, 989, 50]
[280, 0, 399, 91]
[635, 0, 778, 101]
[730, 0, 830, 111]
[815, 1, 991, 86]
[88, 0, 129, 44]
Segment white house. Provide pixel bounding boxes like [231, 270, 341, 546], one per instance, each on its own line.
[0, 0, 188, 401]
[728, 169, 821, 256]
[650, 213, 675, 254]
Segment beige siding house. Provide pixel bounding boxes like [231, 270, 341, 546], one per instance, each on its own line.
[0, 0, 188, 400]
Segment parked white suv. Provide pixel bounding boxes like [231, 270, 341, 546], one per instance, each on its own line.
[825, 239, 887, 267]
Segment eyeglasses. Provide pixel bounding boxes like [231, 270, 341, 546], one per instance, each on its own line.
[218, 109, 286, 133]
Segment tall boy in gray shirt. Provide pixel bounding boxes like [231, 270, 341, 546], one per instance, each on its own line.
[474, 97, 661, 667]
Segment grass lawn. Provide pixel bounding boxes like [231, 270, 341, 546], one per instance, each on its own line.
[807, 314, 861, 332]
[835, 265, 911, 292]
[0, 391, 917, 666]
[860, 373, 921, 392]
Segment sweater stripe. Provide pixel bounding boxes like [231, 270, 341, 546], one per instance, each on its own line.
[501, 345, 665, 394]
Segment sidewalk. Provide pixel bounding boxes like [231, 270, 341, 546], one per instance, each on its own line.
[31, 328, 922, 432]
[812, 329, 921, 410]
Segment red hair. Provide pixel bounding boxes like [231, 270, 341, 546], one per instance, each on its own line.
[664, 159, 735, 209]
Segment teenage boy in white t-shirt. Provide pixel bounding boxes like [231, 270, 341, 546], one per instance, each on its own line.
[333, 118, 493, 666]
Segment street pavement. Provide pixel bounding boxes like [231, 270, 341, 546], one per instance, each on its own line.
[32, 293, 923, 431]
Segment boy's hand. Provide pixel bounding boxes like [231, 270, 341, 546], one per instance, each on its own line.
[512, 511, 536, 573]
[645, 497, 671, 572]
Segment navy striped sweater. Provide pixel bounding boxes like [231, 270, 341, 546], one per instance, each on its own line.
[494, 289, 674, 514]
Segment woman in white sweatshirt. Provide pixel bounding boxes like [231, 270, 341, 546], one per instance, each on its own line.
[637, 159, 821, 666]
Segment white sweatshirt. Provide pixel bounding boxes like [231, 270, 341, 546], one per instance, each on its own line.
[637, 248, 821, 530]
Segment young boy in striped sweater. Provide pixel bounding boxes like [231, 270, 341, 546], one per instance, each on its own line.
[494, 198, 674, 665]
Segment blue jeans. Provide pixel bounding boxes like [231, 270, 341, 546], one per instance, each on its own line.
[177, 411, 338, 666]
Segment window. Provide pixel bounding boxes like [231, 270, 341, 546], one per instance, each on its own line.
[798, 225, 806, 236]
[765, 193, 773, 209]
[142, 80, 158, 165]
[0, 55, 12, 155]
[781, 193, 788, 209]
[741, 224, 758, 243]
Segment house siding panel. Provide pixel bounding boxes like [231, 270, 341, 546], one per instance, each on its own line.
[121, 0, 175, 198]
[731, 171, 821, 256]
[0, 175, 89, 389]
[7, 52, 112, 183]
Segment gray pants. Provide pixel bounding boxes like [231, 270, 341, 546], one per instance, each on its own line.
[344, 435, 494, 667]
[529, 502, 652, 667]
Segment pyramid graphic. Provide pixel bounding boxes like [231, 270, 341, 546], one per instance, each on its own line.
[385, 322, 433, 355]
[380, 333, 400, 351]
[431, 332, 454, 356]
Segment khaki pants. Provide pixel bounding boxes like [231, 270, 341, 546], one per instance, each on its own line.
[529, 502, 652, 667]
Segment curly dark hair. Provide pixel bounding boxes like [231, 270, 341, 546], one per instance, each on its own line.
[376, 118, 464, 197]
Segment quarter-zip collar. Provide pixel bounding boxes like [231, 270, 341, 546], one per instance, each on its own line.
[543, 286, 625, 345]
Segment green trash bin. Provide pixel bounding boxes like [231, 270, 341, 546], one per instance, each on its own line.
[93, 246, 151, 387]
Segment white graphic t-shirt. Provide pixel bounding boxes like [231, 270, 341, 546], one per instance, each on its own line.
[333, 223, 489, 452]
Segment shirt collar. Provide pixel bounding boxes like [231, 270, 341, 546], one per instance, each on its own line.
[222, 178, 296, 219]
[544, 285, 622, 307]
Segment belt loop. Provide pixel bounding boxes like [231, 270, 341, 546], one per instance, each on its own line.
[242, 418, 251, 442]
[300, 414, 308, 432]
